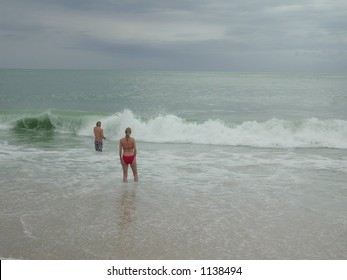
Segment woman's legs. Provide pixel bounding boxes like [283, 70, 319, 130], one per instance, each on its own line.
[130, 159, 138, 182]
[122, 161, 128, 182]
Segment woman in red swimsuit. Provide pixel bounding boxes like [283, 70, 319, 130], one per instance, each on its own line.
[119, 127, 138, 182]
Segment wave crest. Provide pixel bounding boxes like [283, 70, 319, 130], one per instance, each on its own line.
[1, 109, 346, 149]
[14, 115, 55, 130]
[93, 110, 347, 149]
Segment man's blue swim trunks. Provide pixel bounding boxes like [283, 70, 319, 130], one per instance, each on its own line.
[94, 140, 103, 152]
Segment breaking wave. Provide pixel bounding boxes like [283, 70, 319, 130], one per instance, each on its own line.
[1, 109, 346, 149]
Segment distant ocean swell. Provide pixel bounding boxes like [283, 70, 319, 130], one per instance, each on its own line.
[1, 109, 346, 149]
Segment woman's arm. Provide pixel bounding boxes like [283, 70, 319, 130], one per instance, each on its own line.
[133, 139, 137, 157]
[119, 140, 123, 160]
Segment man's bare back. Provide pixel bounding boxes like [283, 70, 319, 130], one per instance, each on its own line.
[94, 126, 105, 141]
[93, 121, 106, 152]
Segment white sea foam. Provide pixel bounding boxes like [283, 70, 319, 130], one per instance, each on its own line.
[85, 110, 347, 149]
[1, 109, 347, 148]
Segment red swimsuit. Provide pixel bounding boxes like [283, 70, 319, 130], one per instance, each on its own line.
[123, 155, 135, 164]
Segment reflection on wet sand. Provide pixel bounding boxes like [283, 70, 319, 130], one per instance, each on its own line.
[118, 184, 137, 228]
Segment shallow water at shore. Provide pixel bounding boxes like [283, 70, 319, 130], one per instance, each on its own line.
[1, 132, 346, 259]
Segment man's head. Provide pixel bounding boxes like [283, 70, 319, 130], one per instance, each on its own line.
[125, 127, 131, 135]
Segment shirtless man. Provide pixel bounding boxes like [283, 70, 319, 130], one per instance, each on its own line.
[93, 121, 106, 152]
[119, 127, 138, 182]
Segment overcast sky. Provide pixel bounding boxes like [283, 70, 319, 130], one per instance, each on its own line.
[1, 0, 346, 72]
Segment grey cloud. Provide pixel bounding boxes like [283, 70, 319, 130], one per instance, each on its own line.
[1, 0, 346, 71]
